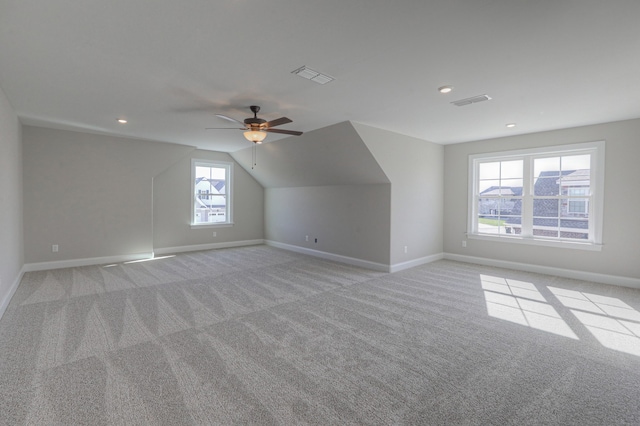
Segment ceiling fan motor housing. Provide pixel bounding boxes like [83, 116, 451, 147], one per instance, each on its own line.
[244, 117, 266, 126]
[245, 105, 266, 128]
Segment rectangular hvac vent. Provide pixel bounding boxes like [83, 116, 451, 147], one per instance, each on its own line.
[451, 94, 492, 107]
[291, 65, 334, 85]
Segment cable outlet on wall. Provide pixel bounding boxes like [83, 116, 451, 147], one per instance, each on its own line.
[52, 244, 59, 252]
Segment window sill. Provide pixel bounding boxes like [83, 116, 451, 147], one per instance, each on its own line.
[190, 222, 234, 230]
[467, 233, 602, 251]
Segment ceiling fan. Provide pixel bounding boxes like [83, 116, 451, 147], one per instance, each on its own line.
[207, 105, 303, 144]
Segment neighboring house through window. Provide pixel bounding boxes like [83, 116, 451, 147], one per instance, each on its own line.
[191, 160, 233, 227]
[468, 141, 604, 250]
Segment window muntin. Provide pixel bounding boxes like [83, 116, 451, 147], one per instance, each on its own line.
[191, 160, 232, 226]
[469, 142, 604, 248]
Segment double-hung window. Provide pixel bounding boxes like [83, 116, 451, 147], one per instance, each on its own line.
[468, 141, 604, 250]
[191, 160, 233, 227]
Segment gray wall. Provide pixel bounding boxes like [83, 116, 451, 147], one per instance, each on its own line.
[232, 121, 393, 266]
[353, 123, 444, 265]
[22, 126, 194, 262]
[444, 118, 640, 280]
[0, 85, 23, 307]
[265, 185, 391, 264]
[231, 121, 444, 267]
[22, 126, 264, 264]
[17, 113, 640, 280]
[153, 149, 264, 249]
[231, 121, 390, 188]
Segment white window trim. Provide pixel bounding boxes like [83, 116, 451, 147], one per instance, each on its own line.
[467, 141, 605, 251]
[190, 159, 234, 228]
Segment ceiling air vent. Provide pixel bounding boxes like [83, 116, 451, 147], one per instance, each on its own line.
[291, 66, 334, 85]
[451, 94, 492, 107]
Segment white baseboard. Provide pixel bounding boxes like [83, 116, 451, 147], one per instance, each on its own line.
[154, 239, 265, 256]
[0, 265, 25, 321]
[265, 240, 390, 272]
[23, 252, 155, 272]
[389, 253, 445, 273]
[21, 240, 266, 273]
[444, 253, 640, 289]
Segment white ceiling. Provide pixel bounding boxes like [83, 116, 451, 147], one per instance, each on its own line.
[2, 0, 640, 152]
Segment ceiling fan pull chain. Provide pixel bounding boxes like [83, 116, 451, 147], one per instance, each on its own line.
[252, 143, 257, 169]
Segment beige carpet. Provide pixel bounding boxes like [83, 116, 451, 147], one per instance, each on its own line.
[1, 245, 639, 425]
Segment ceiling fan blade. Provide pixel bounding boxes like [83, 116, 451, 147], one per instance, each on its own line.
[205, 127, 246, 130]
[265, 117, 292, 128]
[265, 128, 303, 136]
[215, 114, 245, 125]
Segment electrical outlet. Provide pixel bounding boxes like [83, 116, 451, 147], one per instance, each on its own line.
[404, 246, 408, 254]
[212, 231, 217, 237]
[314, 238, 318, 243]
[52, 244, 59, 252]
[462, 240, 467, 248]
[305, 235, 309, 242]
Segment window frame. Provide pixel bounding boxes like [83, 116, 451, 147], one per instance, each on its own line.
[190, 159, 234, 228]
[467, 141, 605, 251]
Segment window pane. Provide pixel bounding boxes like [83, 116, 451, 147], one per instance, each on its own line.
[560, 217, 589, 239]
[534, 157, 560, 178]
[559, 230, 589, 239]
[478, 198, 499, 216]
[501, 160, 523, 179]
[195, 166, 210, 178]
[499, 197, 520, 215]
[534, 177, 559, 196]
[561, 154, 590, 171]
[479, 180, 500, 194]
[533, 199, 560, 218]
[560, 218, 588, 229]
[479, 162, 500, 179]
[477, 214, 503, 234]
[500, 179, 522, 194]
[503, 215, 521, 235]
[560, 171, 590, 194]
[533, 226, 559, 238]
[478, 194, 521, 236]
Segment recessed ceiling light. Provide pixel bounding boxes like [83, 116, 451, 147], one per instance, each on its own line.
[506, 123, 516, 128]
[117, 118, 127, 124]
[438, 85, 453, 94]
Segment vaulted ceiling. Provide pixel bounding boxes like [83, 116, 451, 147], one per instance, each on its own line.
[1, 0, 640, 152]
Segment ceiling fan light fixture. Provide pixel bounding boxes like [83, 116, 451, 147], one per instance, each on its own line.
[244, 130, 267, 143]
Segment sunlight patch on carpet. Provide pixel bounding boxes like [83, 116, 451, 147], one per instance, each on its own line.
[550, 287, 640, 356]
[481, 274, 578, 339]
